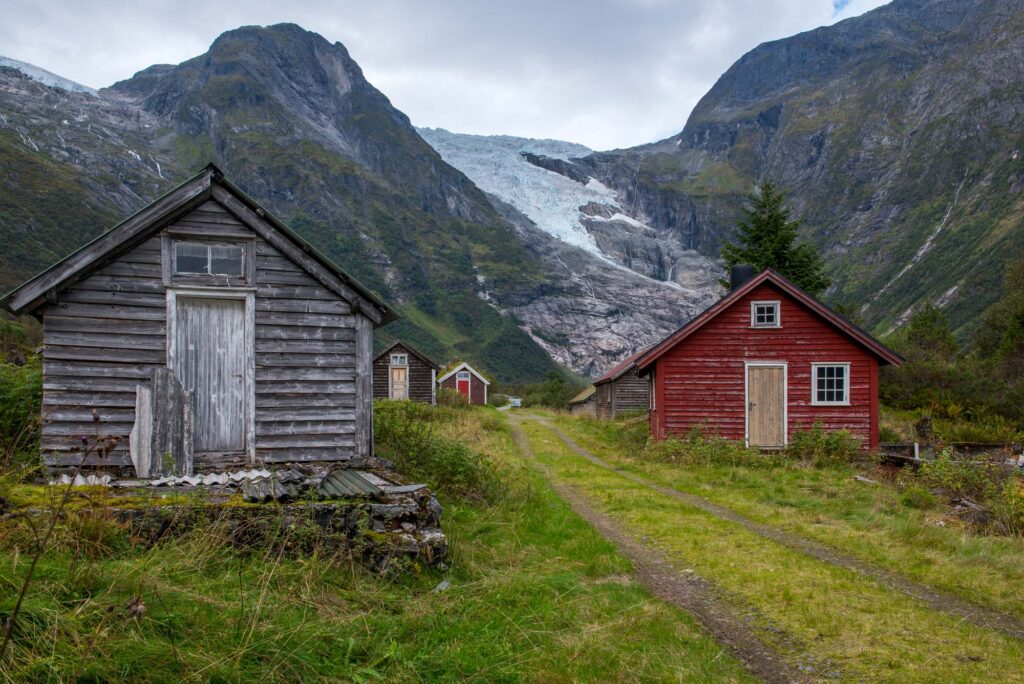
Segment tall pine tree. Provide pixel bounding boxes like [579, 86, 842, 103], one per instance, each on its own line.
[721, 180, 831, 295]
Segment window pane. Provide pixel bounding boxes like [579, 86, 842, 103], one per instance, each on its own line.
[175, 242, 208, 274]
[210, 245, 244, 276]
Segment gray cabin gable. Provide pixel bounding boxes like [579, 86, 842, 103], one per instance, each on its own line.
[2, 164, 394, 327]
[17, 166, 393, 473]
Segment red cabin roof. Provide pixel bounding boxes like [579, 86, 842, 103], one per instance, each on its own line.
[594, 346, 652, 385]
[636, 269, 903, 372]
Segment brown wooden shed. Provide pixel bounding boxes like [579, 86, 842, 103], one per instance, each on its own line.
[568, 386, 597, 417]
[372, 341, 439, 404]
[437, 362, 490, 405]
[594, 349, 650, 419]
[0, 164, 395, 476]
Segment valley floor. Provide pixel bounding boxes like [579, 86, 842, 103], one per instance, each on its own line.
[515, 411, 1024, 682]
[4, 405, 1024, 682]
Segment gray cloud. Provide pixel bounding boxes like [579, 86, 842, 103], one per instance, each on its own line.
[0, 0, 888, 149]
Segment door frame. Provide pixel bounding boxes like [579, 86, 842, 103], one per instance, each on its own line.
[744, 361, 788, 448]
[166, 286, 256, 463]
[388, 362, 409, 400]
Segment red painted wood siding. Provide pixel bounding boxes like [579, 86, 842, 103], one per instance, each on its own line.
[648, 282, 880, 448]
[440, 373, 487, 405]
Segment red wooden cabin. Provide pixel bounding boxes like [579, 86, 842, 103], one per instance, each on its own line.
[637, 268, 902, 450]
[437, 362, 490, 405]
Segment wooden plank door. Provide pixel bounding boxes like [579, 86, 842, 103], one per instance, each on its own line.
[390, 366, 409, 400]
[747, 365, 786, 447]
[456, 371, 471, 400]
[173, 297, 247, 454]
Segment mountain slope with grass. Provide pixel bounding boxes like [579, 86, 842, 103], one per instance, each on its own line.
[0, 26, 720, 381]
[531, 0, 1024, 338]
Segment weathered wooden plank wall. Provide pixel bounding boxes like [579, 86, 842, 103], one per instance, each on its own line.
[372, 343, 436, 404]
[41, 199, 369, 469]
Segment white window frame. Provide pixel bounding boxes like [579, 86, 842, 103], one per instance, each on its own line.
[811, 363, 851, 406]
[390, 353, 408, 366]
[750, 300, 781, 329]
[457, 371, 471, 381]
[744, 361, 788, 448]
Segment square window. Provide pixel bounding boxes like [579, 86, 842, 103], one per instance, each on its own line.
[751, 301, 780, 328]
[813, 364, 849, 405]
[173, 241, 245, 277]
[391, 353, 408, 366]
[175, 242, 209, 274]
[210, 244, 244, 276]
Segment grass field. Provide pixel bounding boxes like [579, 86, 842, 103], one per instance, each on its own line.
[0, 406, 750, 683]
[520, 412, 1024, 682]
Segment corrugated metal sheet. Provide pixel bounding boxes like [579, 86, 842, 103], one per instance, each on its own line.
[318, 470, 384, 498]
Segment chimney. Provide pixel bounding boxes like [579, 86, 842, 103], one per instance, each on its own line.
[729, 264, 756, 292]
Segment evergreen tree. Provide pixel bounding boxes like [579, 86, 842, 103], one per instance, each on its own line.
[721, 180, 831, 295]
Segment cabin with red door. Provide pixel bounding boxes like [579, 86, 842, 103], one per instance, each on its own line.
[437, 362, 490, 405]
[637, 268, 902, 450]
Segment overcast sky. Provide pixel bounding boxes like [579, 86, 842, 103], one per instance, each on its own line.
[1, 0, 888, 149]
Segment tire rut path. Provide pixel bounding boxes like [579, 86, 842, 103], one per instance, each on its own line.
[531, 416, 1024, 641]
[509, 417, 808, 684]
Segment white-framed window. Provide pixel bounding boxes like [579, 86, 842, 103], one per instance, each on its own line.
[174, 241, 244, 276]
[390, 353, 408, 366]
[750, 301, 780, 328]
[649, 375, 656, 411]
[457, 371, 471, 380]
[812, 363, 850, 405]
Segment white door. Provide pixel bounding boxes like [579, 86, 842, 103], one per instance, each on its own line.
[173, 297, 247, 453]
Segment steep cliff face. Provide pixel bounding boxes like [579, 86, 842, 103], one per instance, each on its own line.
[535, 0, 1024, 337]
[0, 25, 717, 380]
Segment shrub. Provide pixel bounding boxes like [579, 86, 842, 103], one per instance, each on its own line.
[786, 423, 862, 467]
[0, 357, 42, 471]
[878, 425, 901, 443]
[373, 400, 500, 504]
[643, 427, 786, 469]
[917, 449, 1011, 501]
[436, 387, 468, 407]
[992, 477, 1024, 536]
[899, 484, 937, 510]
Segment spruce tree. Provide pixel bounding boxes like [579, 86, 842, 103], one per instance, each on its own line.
[721, 180, 831, 295]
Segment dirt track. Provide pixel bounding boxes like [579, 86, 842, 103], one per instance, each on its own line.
[529, 416, 1024, 642]
[509, 417, 807, 684]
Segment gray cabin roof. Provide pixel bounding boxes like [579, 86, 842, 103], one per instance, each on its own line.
[374, 339, 440, 370]
[1, 163, 397, 326]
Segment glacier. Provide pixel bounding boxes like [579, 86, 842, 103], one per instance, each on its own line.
[418, 127, 620, 255]
[0, 56, 97, 95]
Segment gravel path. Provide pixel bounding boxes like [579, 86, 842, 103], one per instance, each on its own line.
[531, 416, 1024, 642]
[509, 417, 808, 684]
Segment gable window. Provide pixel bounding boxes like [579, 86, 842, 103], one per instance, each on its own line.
[812, 363, 850, 405]
[390, 353, 408, 366]
[751, 301, 780, 328]
[174, 241, 244, 277]
[457, 371, 471, 380]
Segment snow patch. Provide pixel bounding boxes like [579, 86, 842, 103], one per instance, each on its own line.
[0, 55, 97, 95]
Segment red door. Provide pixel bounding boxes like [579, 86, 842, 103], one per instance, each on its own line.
[456, 371, 471, 400]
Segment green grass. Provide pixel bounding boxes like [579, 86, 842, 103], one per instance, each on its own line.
[0, 407, 750, 682]
[521, 418, 1024, 682]
[551, 414, 1024, 619]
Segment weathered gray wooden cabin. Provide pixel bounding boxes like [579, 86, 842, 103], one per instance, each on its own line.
[1, 164, 395, 475]
[594, 349, 650, 419]
[567, 386, 596, 417]
[372, 340, 439, 404]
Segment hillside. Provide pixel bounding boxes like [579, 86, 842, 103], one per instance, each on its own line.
[528, 0, 1024, 337]
[0, 25, 712, 381]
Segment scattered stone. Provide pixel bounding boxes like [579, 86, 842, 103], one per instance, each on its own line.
[431, 579, 452, 593]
